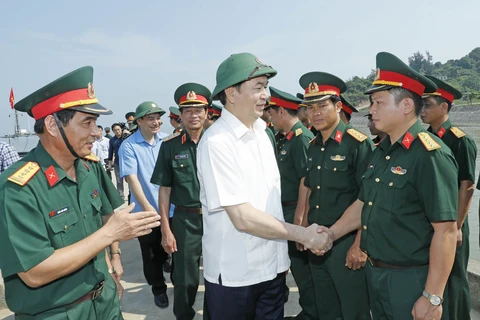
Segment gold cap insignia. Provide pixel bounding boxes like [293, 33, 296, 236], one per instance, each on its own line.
[87, 82, 96, 99]
[187, 91, 197, 101]
[309, 82, 319, 94]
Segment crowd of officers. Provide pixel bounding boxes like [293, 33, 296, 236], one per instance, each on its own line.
[0, 50, 478, 320]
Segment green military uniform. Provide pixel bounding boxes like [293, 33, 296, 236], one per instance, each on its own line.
[270, 86, 317, 319]
[360, 52, 459, 319]
[0, 66, 124, 319]
[423, 76, 477, 320]
[150, 83, 210, 320]
[300, 72, 373, 320]
[104, 127, 113, 139]
[169, 106, 183, 133]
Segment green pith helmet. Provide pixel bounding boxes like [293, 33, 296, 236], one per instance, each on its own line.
[133, 101, 166, 125]
[125, 111, 136, 122]
[422, 75, 462, 103]
[364, 52, 437, 96]
[299, 72, 347, 104]
[269, 86, 302, 111]
[211, 52, 277, 101]
[174, 83, 211, 108]
[15, 66, 111, 120]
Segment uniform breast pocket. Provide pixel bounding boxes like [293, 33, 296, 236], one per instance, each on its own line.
[380, 174, 409, 214]
[172, 159, 194, 183]
[91, 197, 103, 228]
[323, 160, 349, 189]
[48, 211, 83, 248]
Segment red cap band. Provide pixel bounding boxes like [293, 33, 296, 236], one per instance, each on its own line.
[31, 88, 97, 120]
[270, 96, 299, 110]
[169, 112, 180, 120]
[373, 70, 425, 97]
[436, 88, 455, 103]
[304, 84, 340, 98]
[179, 94, 208, 105]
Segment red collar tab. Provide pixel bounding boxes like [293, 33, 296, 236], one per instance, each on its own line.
[45, 165, 59, 187]
[304, 83, 340, 98]
[286, 131, 294, 140]
[269, 96, 299, 111]
[31, 87, 98, 120]
[334, 130, 343, 143]
[181, 134, 187, 144]
[179, 91, 208, 106]
[402, 131, 414, 149]
[373, 70, 425, 97]
[437, 127, 446, 138]
[436, 88, 455, 103]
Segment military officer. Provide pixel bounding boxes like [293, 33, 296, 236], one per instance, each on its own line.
[0, 66, 160, 319]
[421, 76, 477, 320]
[297, 93, 317, 136]
[328, 52, 459, 320]
[169, 106, 183, 133]
[267, 86, 317, 319]
[151, 83, 210, 320]
[300, 72, 373, 320]
[339, 95, 358, 124]
[104, 126, 113, 139]
[204, 103, 222, 129]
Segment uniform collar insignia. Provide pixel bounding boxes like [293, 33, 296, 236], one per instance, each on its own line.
[437, 127, 446, 138]
[401, 131, 414, 149]
[45, 165, 59, 187]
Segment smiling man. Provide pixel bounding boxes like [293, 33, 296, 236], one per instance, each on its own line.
[197, 53, 333, 319]
[151, 83, 210, 320]
[328, 52, 459, 320]
[0, 66, 160, 319]
[118, 102, 170, 309]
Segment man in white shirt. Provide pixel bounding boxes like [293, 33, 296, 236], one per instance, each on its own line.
[197, 52, 333, 319]
[92, 125, 110, 166]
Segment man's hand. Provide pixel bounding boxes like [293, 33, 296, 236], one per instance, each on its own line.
[302, 224, 333, 254]
[456, 228, 463, 247]
[161, 229, 177, 254]
[110, 255, 124, 281]
[345, 242, 367, 270]
[412, 295, 443, 320]
[104, 203, 161, 242]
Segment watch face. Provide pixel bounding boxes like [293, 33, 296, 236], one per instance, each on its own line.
[431, 296, 442, 306]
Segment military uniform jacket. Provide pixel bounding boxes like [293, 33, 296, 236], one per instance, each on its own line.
[151, 130, 202, 207]
[304, 120, 373, 226]
[427, 119, 477, 185]
[277, 121, 314, 202]
[0, 142, 123, 315]
[359, 120, 458, 266]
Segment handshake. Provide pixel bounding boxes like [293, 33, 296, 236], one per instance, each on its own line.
[296, 224, 334, 256]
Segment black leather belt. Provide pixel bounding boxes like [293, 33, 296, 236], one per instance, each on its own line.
[368, 257, 427, 269]
[281, 200, 298, 207]
[175, 206, 202, 214]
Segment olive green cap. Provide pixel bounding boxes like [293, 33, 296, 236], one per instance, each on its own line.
[364, 52, 437, 96]
[174, 82, 211, 108]
[14, 66, 112, 120]
[104, 127, 111, 131]
[169, 106, 181, 119]
[299, 72, 347, 104]
[133, 101, 166, 125]
[211, 53, 277, 101]
[296, 93, 307, 107]
[125, 111, 136, 121]
[340, 96, 358, 115]
[422, 75, 462, 103]
[269, 86, 302, 111]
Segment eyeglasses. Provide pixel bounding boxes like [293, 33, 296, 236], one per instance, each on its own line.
[247, 64, 272, 79]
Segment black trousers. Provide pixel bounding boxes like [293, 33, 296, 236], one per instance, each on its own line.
[137, 227, 168, 295]
[205, 272, 286, 320]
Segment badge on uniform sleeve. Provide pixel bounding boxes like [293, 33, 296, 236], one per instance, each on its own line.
[330, 155, 346, 161]
[391, 166, 407, 175]
[175, 154, 189, 160]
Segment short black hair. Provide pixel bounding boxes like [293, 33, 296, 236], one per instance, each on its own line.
[111, 123, 122, 130]
[389, 87, 424, 116]
[34, 109, 76, 134]
[97, 125, 103, 130]
[432, 96, 452, 112]
[218, 83, 243, 106]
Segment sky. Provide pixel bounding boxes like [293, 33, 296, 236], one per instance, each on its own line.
[1, 0, 479, 136]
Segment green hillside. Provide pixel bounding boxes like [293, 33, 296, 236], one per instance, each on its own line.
[343, 48, 480, 108]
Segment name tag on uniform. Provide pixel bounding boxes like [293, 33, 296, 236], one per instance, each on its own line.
[49, 206, 70, 218]
[175, 154, 189, 160]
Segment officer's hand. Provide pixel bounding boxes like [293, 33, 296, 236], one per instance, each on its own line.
[456, 228, 463, 247]
[105, 203, 161, 242]
[345, 242, 367, 270]
[303, 224, 333, 254]
[110, 255, 124, 281]
[161, 229, 177, 254]
[412, 295, 442, 320]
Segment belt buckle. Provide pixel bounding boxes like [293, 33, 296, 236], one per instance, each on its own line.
[91, 281, 105, 300]
[367, 256, 373, 267]
[199, 208, 202, 215]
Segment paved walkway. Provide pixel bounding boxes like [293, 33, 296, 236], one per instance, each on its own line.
[1, 238, 479, 319]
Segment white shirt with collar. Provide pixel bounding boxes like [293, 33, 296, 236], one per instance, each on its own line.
[197, 108, 289, 287]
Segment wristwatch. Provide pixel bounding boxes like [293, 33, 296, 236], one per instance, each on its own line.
[422, 290, 443, 306]
[110, 249, 121, 256]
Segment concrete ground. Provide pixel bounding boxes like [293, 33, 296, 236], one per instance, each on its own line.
[1, 238, 479, 319]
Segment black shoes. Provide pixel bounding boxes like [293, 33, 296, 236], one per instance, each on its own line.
[154, 293, 169, 309]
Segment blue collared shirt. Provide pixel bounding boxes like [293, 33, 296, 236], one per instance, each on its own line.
[118, 130, 168, 213]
